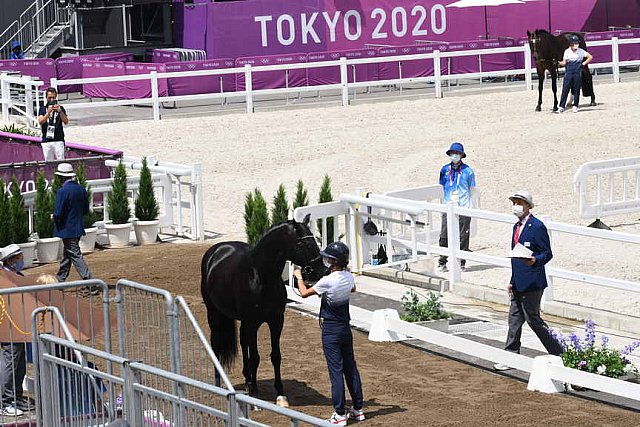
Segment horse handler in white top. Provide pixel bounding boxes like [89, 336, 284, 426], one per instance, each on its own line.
[557, 34, 593, 113]
[294, 241, 365, 426]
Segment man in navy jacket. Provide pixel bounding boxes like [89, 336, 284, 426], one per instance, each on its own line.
[494, 191, 563, 370]
[53, 163, 93, 286]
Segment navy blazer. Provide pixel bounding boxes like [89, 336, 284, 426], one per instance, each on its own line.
[510, 214, 553, 292]
[54, 180, 89, 239]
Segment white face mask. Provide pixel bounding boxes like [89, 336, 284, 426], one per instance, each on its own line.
[512, 204, 525, 217]
[322, 257, 332, 268]
[450, 154, 461, 163]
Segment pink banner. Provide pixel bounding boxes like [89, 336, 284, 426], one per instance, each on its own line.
[0, 59, 56, 88]
[124, 63, 169, 98]
[82, 61, 126, 99]
[165, 59, 236, 96]
[151, 50, 181, 63]
[307, 48, 379, 85]
[236, 53, 309, 91]
[55, 53, 134, 93]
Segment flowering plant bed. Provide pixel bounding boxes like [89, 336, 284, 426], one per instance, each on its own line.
[553, 320, 639, 379]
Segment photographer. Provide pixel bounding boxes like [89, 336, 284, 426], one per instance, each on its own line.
[38, 87, 68, 143]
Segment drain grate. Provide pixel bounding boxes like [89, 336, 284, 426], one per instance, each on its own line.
[448, 321, 506, 334]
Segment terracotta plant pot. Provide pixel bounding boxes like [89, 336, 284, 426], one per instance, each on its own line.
[133, 220, 160, 245]
[104, 223, 132, 248]
[17, 241, 36, 269]
[80, 227, 98, 254]
[36, 237, 62, 264]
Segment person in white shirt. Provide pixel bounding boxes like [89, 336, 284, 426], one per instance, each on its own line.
[294, 241, 364, 426]
[557, 34, 593, 113]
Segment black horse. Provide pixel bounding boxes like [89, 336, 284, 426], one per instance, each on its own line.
[201, 214, 325, 405]
[527, 29, 596, 112]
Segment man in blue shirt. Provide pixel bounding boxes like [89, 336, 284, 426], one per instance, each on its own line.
[437, 142, 476, 273]
[9, 41, 24, 60]
[52, 163, 94, 292]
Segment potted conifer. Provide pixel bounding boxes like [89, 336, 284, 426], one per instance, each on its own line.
[104, 162, 132, 248]
[10, 177, 36, 268]
[76, 162, 98, 253]
[133, 157, 160, 245]
[34, 171, 61, 263]
[0, 180, 11, 248]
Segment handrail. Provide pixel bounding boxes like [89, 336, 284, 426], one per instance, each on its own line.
[0, 21, 32, 52]
[0, 20, 18, 41]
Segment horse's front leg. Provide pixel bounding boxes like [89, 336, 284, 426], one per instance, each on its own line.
[536, 67, 544, 112]
[550, 68, 558, 112]
[240, 322, 259, 396]
[269, 314, 288, 407]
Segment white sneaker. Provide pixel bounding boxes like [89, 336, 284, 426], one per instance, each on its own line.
[328, 412, 347, 426]
[556, 107, 565, 113]
[493, 363, 511, 371]
[0, 405, 24, 416]
[347, 408, 365, 421]
[572, 106, 579, 113]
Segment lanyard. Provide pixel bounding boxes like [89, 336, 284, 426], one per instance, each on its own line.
[449, 164, 462, 188]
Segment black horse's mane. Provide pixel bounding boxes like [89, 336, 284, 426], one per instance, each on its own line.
[251, 220, 296, 253]
[534, 28, 552, 36]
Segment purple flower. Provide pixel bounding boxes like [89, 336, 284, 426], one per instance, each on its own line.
[601, 335, 609, 348]
[549, 328, 567, 350]
[621, 340, 640, 356]
[578, 360, 587, 368]
[569, 333, 583, 352]
[584, 320, 596, 349]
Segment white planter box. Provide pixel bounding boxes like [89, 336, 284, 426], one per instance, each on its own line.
[133, 220, 160, 245]
[36, 237, 62, 264]
[104, 223, 132, 248]
[17, 241, 36, 269]
[80, 227, 98, 254]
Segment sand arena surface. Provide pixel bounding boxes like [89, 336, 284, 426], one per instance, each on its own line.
[66, 80, 640, 314]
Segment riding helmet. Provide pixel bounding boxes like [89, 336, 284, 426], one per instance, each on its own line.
[320, 241, 350, 266]
[569, 35, 580, 44]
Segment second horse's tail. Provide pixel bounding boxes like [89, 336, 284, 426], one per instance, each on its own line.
[581, 65, 594, 98]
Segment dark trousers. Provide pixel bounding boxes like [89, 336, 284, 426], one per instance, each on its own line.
[438, 214, 471, 267]
[57, 238, 92, 281]
[505, 289, 563, 355]
[321, 321, 363, 415]
[0, 343, 26, 402]
[559, 72, 581, 109]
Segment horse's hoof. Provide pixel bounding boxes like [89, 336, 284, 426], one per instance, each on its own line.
[276, 395, 289, 408]
[590, 101, 597, 106]
[535, 106, 541, 112]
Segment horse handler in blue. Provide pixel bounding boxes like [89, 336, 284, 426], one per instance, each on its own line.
[294, 242, 365, 426]
[557, 34, 593, 113]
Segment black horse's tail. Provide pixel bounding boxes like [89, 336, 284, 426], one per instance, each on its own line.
[207, 305, 237, 369]
[581, 65, 594, 98]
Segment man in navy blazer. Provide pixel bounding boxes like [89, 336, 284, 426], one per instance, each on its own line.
[494, 191, 563, 371]
[53, 163, 93, 286]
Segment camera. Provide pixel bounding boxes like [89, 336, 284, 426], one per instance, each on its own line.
[46, 100, 58, 107]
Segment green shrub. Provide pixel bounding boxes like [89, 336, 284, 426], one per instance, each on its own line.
[292, 179, 308, 209]
[10, 177, 30, 244]
[317, 174, 334, 244]
[0, 180, 12, 247]
[135, 157, 160, 221]
[107, 162, 130, 224]
[244, 188, 270, 246]
[0, 123, 40, 137]
[75, 162, 97, 228]
[271, 184, 289, 225]
[34, 171, 54, 239]
[400, 289, 450, 322]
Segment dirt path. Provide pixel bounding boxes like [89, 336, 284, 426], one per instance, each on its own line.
[28, 243, 639, 427]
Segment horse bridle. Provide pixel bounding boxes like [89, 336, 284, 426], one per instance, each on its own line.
[295, 234, 321, 273]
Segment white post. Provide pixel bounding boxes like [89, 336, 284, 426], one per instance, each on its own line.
[150, 71, 160, 121]
[194, 164, 204, 241]
[524, 43, 532, 90]
[446, 202, 462, 283]
[611, 37, 620, 83]
[244, 64, 254, 113]
[1, 73, 9, 123]
[50, 77, 58, 92]
[340, 57, 349, 106]
[122, 4, 128, 47]
[434, 50, 442, 98]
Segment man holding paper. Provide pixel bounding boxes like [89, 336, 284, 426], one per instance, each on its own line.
[494, 191, 563, 371]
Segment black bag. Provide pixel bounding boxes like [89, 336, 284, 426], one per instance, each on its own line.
[363, 193, 379, 236]
[376, 244, 388, 264]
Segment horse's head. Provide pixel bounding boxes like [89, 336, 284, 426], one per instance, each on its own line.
[288, 214, 328, 282]
[527, 30, 541, 59]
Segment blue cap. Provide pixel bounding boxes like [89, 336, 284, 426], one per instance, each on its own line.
[570, 35, 580, 44]
[446, 142, 466, 158]
[11, 40, 21, 49]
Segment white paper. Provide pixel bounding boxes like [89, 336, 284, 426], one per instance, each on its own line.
[508, 243, 533, 259]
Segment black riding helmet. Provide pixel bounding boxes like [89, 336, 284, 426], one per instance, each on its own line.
[569, 35, 580, 44]
[320, 241, 349, 266]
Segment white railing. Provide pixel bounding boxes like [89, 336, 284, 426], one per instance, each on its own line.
[19, 36, 634, 121]
[293, 188, 640, 328]
[20, 157, 204, 241]
[0, 73, 43, 126]
[574, 156, 640, 224]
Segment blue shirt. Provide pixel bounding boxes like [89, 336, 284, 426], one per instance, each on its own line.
[53, 180, 89, 239]
[438, 162, 476, 208]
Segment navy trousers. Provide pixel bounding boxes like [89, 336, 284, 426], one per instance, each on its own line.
[559, 70, 581, 109]
[321, 321, 363, 415]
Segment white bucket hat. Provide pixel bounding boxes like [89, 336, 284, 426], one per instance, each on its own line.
[0, 244, 22, 262]
[55, 162, 76, 177]
[509, 191, 535, 208]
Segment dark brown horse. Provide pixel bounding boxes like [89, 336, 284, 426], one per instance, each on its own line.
[201, 214, 326, 406]
[527, 29, 596, 112]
